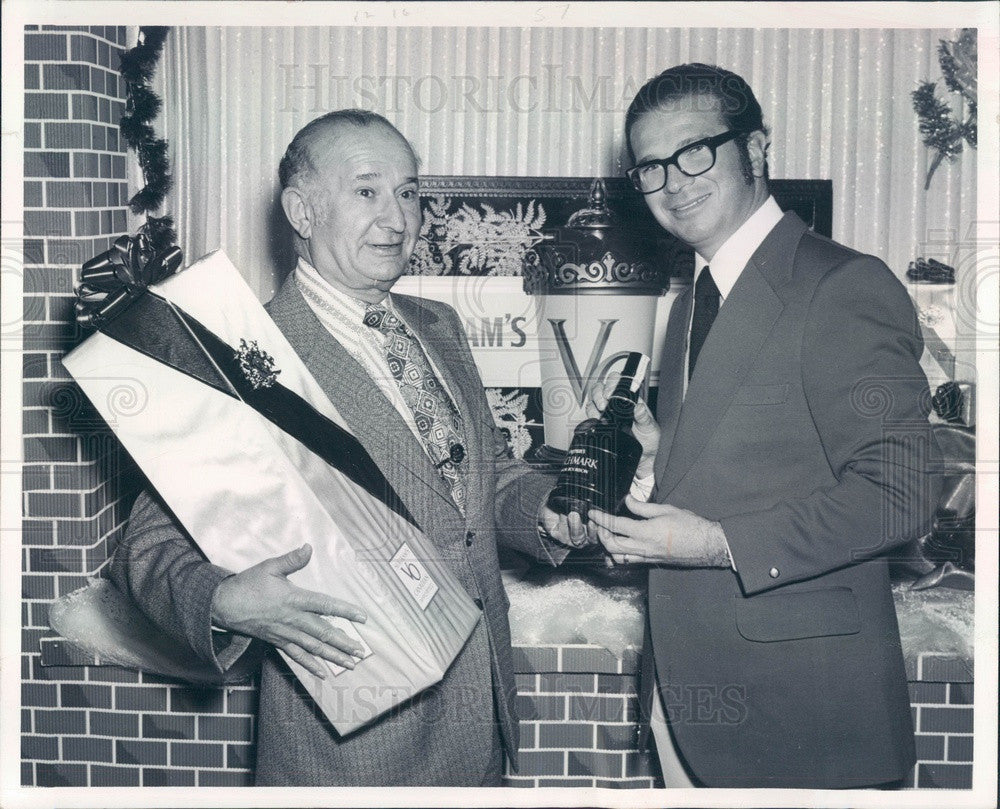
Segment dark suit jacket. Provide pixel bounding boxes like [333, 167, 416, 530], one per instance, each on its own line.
[642, 212, 939, 788]
[111, 277, 565, 786]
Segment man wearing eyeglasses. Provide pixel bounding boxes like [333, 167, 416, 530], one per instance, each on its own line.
[586, 64, 938, 788]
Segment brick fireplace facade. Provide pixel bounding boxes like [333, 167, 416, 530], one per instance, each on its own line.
[21, 24, 145, 787]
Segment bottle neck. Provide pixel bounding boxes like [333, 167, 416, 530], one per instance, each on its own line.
[598, 351, 647, 429]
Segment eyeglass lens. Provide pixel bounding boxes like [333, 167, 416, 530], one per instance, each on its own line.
[633, 143, 715, 192]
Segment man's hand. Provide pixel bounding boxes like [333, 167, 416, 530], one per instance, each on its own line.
[539, 504, 593, 548]
[589, 496, 730, 567]
[210, 543, 368, 679]
[587, 377, 660, 478]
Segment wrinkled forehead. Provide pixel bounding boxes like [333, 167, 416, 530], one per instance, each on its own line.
[307, 121, 418, 179]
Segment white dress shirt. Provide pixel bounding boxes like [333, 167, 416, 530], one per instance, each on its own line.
[631, 196, 784, 503]
[294, 257, 462, 461]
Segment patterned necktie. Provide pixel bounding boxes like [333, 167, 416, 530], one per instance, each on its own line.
[363, 303, 467, 513]
[688, 266, 720, 380]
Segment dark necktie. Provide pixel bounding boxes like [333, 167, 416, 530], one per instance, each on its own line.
[688, 266, 720, 380]
[363, 303, 467, 513]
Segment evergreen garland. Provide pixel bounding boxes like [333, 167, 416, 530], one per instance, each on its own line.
[118, 26, 176, 251]
[912, 28, 977, 190]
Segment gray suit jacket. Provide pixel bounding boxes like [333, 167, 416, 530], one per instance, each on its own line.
[111, 276, 565, 785]
[641, 213, 939, 788]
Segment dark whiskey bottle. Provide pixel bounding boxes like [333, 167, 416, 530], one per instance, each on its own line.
[547, 352, 650, 520]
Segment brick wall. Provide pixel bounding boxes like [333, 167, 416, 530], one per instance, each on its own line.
[504, 645, 658, 788]
[34, 640, 257, 787]
[905, 654, 975, 789]
[21, 24, 145, 788]
[34, 637, 973, 788]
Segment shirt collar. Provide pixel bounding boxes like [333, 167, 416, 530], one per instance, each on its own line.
[694, 196, 784, 301]
[294, 256, 394, 321]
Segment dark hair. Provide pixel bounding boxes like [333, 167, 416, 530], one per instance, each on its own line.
[278, 109, 413, 190]
[624, 63, 769, 183]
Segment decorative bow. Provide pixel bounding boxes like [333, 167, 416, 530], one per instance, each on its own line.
[75, 233, 183, 327]
[906, 256, 955, 285]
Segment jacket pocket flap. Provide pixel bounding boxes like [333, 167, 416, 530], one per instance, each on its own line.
[734, 587, 860, 642]
[732, 383, 788, 405]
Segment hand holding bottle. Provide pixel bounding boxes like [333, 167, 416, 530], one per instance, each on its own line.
[589, 496, 731, 568]
[585, 375, 660, 479]
[547, 353, 651, 521]
[538, 505, 594, 548]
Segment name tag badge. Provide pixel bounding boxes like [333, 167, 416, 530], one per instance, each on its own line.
[389, 543, 439, 610]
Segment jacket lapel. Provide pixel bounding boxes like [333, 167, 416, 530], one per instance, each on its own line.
[652, 287, 692, 489]
[658, 213, 805, 497]
[266, 278, 458, 519]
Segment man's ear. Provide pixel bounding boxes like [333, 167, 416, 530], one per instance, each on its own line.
[281, 185, 313, 240]
[747, 131, 769, 178]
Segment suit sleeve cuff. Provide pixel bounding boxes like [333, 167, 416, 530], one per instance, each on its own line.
[534, 512, 573, 566]
[720, 512, 787, 595]
[535, 529, 573, 566]
[197, 567, 253, 673]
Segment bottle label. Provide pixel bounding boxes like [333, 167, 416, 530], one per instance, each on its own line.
[548, 426, 642, 517]
[563, 450, 598, 471]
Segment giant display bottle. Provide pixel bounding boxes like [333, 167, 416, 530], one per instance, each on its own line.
[523, 178, 677, 454]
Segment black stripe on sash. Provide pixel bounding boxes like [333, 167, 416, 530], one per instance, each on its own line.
[98, 291, 417, 527]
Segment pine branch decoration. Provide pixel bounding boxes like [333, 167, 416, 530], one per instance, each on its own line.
[912, 28, 977, 190]
[118, 26, 176, 247]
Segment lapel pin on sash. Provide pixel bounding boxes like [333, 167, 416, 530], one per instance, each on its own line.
[76, 233, 417, 528]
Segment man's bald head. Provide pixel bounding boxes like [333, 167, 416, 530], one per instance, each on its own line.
[279, 109, 418, 194]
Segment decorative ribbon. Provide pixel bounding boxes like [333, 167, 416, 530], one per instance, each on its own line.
[93, 286, 418, 529]
[178, 307, 419, 528]
[75, 233, 183, 327]
[77, 234, 418, 526]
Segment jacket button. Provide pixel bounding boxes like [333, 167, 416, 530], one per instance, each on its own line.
[474, 598, 484, 610]
[769, 567, 780, 578]
[465, 530, 476, 547]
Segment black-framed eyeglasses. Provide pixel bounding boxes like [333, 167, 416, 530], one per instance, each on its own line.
[626, 130, 746, 194]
